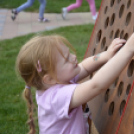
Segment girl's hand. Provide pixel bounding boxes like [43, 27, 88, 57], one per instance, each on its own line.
[107, 38, 126, 59]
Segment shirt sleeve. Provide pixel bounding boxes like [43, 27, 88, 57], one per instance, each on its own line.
[70, 74, 79, 83]
[51, 84, 78, 119]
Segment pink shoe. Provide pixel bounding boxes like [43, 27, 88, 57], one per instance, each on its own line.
[38, 18, 50, 22]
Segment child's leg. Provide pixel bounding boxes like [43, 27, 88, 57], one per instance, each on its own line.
[16, 0, 35, 13]
[67, 0, 83, 12]
[38, 0, 49, 22]
[11, 0, 35, 21]
[86, 0, 96, 16]
[86, 0, 97, 20]
[38, 0, 46, 18]
[62, 0, 83, 19]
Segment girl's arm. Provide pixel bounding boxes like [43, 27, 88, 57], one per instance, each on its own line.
[70, 34, 134, 110]
[77, 38, 126, 82]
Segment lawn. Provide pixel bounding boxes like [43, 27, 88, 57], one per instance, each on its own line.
[0, 0, 102, 13]
[0, 24, 94, 134]
[0, 0, 100, 132]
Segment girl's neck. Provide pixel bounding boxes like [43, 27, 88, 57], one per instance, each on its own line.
[41, 81, 71, 91]
[42, 83, 56, 90]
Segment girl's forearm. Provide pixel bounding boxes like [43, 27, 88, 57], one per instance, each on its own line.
[92, 46, 133, 91]
[82, 51, 110, 74]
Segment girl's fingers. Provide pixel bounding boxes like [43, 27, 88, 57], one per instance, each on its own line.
[114, 43, 123, 50]
[113, 39, 126, 46]
[108, 39, 126, 51]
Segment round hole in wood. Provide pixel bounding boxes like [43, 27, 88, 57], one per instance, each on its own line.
[119, 5, 125, 18]
[120, 100, 126, 116]
[92, 48, 96, 55]
[105, 89, 110, 102]
[126, 12, 132, 26]
[124, 33, 129, 40]
[117, 0, 121, 3]
[127, 60, 134, 77]
[104, 6, 108, 14]
[118, 82, 124, 96]
[127, 0, 131, 8]
[101, 37, 106, 49]
[112, 77, 119, 87]
[114, 29, 120, 38]
[96, 30, 102, 44]
[104, 17, 109, 29]
[126, 84, 131, 95]
[108, 102, 114, 116]
[110, 0, 115, 7]
[110, 30, 114, 39]
[105, 46, 108, 51]
[110, 13, 115, 26]
[123, 33, 129, 48]
[120, 30, 124, 38]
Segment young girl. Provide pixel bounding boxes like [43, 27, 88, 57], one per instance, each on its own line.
[11, 0, 49, 22]
[16, 34, 134, 134]
[62, 0, 98, 20]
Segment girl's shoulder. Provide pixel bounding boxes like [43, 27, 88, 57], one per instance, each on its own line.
[36, 83, 78, 101]
[36, 84, 78, 112]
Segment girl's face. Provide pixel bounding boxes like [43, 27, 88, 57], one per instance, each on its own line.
[55, 44, 81, 84]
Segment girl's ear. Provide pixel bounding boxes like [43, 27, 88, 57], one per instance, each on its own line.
[43, 74, 57, 85]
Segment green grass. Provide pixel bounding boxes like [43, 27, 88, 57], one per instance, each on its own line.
[0, 0, 102, 13]
[0, 24, 94, 134]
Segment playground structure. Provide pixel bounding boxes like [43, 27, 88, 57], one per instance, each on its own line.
[84, 0, 134, 134]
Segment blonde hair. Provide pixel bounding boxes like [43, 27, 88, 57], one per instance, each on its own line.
[16, 35, 75, 134]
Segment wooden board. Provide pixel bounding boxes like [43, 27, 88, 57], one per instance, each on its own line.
[84, 0, 134, 133]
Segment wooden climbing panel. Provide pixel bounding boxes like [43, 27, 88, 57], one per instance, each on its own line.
[84, 0, 134, 134]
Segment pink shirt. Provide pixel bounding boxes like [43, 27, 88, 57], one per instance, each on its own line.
[36, 77, 87, 134]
